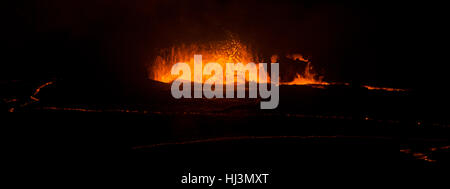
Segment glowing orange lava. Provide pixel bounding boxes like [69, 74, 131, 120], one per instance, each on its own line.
[281, 62, 328, 85]
[147, 39, 409, 92]
[148, 36, 325, 85]
[362, 85, 407, 92]
[149, 37, 270, 84]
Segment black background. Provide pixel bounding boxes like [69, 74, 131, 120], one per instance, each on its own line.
[2, 0, 440, 89]
[2, 1, 449, 187]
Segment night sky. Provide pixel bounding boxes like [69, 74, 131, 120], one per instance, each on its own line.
[0, 1, 440, 92]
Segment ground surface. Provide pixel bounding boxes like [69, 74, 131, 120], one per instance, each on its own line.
[2, 79, 449, 187]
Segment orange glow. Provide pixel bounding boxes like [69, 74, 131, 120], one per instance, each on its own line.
[281, 62, 328, 85]
[362, 85, 407, 92]
[286, 53, 309, 62]
[148, 36, 327, 85]
[148, 37, 270, 84]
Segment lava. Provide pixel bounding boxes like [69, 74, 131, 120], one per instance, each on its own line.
[148, 37, 407, 92]
[148, 36, 325, 86]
